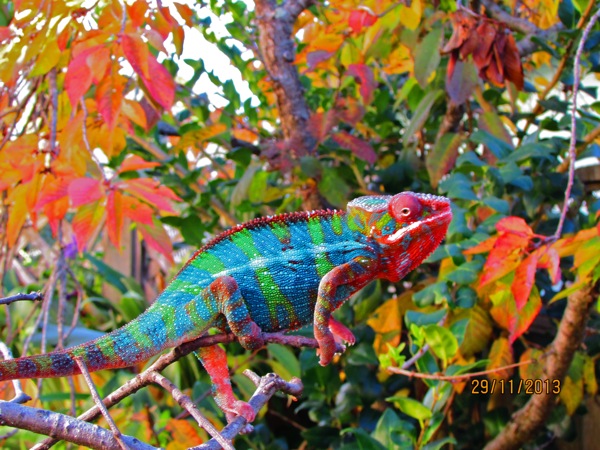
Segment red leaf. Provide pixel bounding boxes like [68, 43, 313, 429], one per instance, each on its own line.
[537, 247, 561, 284]
[0, 26, 11, 43]
[511, 251, 541, 310]
[36, 175, 71, 209]
[332, 131, 377, 164]
[69, 178, 104, 207]
[118, 155, 161, 174]
[121, 33, 150, 79]
[348, 9, 377, 34]
[509, 288, 542, 343]
[336, 97, 365, 125]
[121, 178, 181, 212]
[495, 216, 533, 237]
[347, 64, 376, 104]
[145, 56, 175, 110]
[65, 52, 94, 107]
[308, 111, 337, 143]
[480, 233, 527, 286]
[96, 73, 124, 130]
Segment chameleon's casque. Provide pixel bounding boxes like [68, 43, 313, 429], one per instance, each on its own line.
[0, 192, 451, 424]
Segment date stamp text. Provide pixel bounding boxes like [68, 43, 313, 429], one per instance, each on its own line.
[470, 379, 561, 395]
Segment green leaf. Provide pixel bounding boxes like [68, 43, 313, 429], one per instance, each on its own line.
[405, 309, 447, 326]
[403, 89, 444, 147]
[414, 27, 442, 88]
[372, 408, 416, 449]
[423, 324, 458, 366]
[444, 260, 483, 285]
[387, 396, 432, 422]
[470, 130, 512, 159]
[318, 167, 350, 207]
[230, 161, 261, 207]
[268, 344, 300, 378]
[340, 428, 387, 450]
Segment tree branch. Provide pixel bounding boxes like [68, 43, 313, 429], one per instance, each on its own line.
[255, 0, 317, 157]
[484, 281, 598, 450]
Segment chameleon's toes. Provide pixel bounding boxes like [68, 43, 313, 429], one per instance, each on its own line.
[231, 400, 256, 423]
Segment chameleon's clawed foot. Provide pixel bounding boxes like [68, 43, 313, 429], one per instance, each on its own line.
[316, 332, 336, 366]
[224, 400, 256, 434]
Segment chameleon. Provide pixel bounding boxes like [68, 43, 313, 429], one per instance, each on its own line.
[0, 192, 451, 426]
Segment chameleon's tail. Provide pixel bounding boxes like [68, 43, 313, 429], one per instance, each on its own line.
[0, 301, 212, 381]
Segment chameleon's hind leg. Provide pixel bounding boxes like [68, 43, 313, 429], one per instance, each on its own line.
[193, 276, 264, 425]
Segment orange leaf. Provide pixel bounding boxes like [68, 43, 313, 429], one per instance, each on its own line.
[137, 217, 174, 263]
[165, 419, 203, 447]
[347, 64, 376, 104]
[511, 251, 541, 310]
[6, 184, 29, 247]
[106, 190, 124, 248]
[44, 197, 69, 236]
[127, 1, 148, 28]
[121, 99, 148, 129]
[72, 200, 106, 252]
[537, 247, 561, 284]
[118, 155, 161, 174]
[495, 216, 533, 237]
[332, 131, 377, 164]
[486, 337, 514, 381]
[69, 178, 105, 207]
[36, 175, 70, 209]
[463, 236, 498, 255]
[122, 195, 154, 225]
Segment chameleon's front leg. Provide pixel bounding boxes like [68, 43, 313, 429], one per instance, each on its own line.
[192, 276, 264, 426]
[314, 257, 377, 366]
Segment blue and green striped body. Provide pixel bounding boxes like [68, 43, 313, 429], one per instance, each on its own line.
[161, 211, 377, 332]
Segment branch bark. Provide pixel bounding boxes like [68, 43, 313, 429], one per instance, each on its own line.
[254, 0, 317, 157]
[484, 281, 598, 450]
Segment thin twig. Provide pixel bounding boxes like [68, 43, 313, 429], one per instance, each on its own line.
[74, 357, 130, 450]
[554, 6, 600, 240]
[149, 372, 234, 450]
[389, 359, 535, 382]
[0, 292, 43, 306]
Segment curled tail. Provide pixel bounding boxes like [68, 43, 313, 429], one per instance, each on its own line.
[0, 301, 213, 381]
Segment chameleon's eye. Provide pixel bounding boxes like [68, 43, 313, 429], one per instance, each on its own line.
[389, 193, 423, 222]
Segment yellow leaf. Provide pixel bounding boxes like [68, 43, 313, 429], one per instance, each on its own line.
[30, 40, 61, 76]
[583, 355, 598, 396]
[560, 375, 583, 415]
[175, 123, 228, 152]
[486, 337, 514, 381]
[399, 0, 422, 31]
[367, 290, 414, 354]
[459, 306, 494, 357]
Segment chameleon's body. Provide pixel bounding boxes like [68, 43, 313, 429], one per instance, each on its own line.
[0, 192, 451, 424]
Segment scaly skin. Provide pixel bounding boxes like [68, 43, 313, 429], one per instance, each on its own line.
[0, 192, 452, 425]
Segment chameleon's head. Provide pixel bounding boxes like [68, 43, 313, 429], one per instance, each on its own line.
[347, 192, 452, 281]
